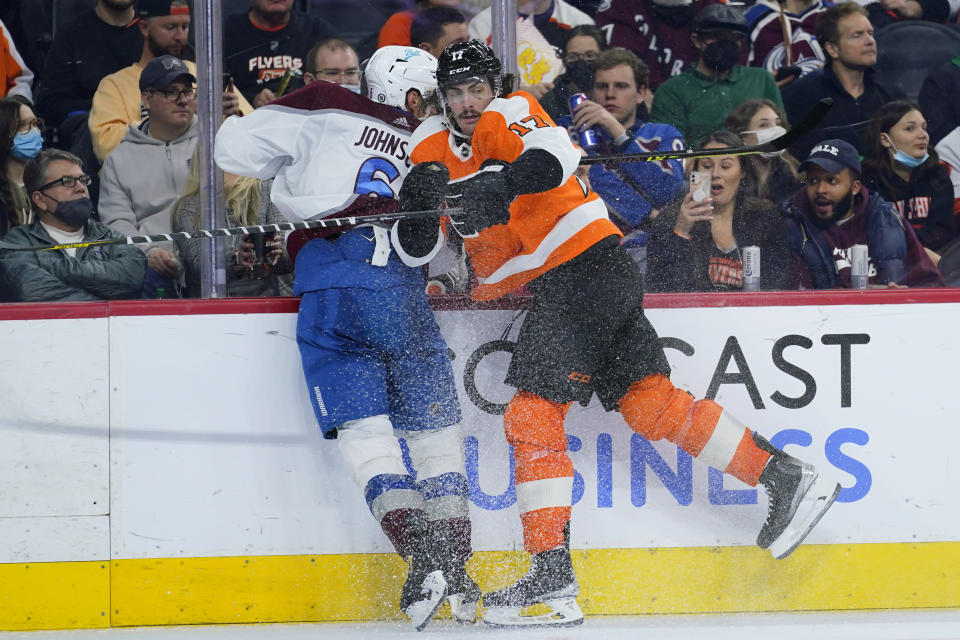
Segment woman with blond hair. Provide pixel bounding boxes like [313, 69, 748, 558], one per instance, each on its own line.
[172, 154, 292, 297]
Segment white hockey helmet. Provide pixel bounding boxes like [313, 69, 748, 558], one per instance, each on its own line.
[364, 46, 438, 110]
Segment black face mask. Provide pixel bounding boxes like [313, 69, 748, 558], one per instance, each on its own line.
[650, 2, 695, 28]
[810, 190, 854, 229]
[48, 196, 94, 229]
[564, 60, 595, 93]
[701, 39, 741, 73]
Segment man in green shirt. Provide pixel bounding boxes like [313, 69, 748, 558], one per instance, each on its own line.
[650, 4, 783, 145]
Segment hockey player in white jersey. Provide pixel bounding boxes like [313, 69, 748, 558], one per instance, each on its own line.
[214, 46, 479, 631]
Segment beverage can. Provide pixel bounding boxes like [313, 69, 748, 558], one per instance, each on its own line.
[568, 93, 599, 151]
[742, 245, 760, 292]
[850, 244, 868, 289]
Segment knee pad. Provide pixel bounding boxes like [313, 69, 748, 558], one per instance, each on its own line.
[618, 374, 695, 443]
[400, 425, 469, 520]
[337, 414, 408, 489]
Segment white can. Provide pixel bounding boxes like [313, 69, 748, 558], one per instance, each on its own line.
[851, 244, 869, 289]
[742, 245, 760, 291]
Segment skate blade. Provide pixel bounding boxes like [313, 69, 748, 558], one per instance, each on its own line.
[483, 597, 584, 628]
[447, 593, 478, 624]
[404, 571, 448, 632]
[769, 474, 841, 560]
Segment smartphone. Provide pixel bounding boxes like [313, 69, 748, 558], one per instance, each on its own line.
[689, 170, 711, 203]
[252, 231, 276, 262]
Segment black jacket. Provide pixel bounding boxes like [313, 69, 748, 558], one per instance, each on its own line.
[781, 65, 903, 159]
[35, 9, 143, 128]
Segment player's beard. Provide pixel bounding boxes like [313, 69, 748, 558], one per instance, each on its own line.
[810, 189, 854, 229]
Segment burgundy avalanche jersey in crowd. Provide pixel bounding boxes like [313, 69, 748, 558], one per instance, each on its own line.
[214, 80, 418, 223]
[745, 0, 830, 77]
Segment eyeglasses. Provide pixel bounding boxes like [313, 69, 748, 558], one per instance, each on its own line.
[17, 118, 44, 134]
[563, 51, 599, 64]
[37, 174, 93, 191]
[317, 68, 361, 82]
[150, 87, 197, 102]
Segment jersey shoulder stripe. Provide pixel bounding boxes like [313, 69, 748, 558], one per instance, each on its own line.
[410, 115, 448, 152]
[269, 81, 419, 133]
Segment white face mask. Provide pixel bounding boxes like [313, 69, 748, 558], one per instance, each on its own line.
[742, 125, 787, 158]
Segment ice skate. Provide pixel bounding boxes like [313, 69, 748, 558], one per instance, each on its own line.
[445, 562, 481, 624]
[758, 453, 841, 560]
[400, 552, 448, 631]
[482, 546, 584, 628]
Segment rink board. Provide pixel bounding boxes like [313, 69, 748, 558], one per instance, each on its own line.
[0, 291, 958, 630]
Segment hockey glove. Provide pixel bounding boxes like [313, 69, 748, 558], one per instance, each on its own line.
[396, 162, 450, 258]
[399, 162, 450, 212]
[450, 160, 513, 237]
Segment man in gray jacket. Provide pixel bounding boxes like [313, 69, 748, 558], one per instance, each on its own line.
[98, 55, 199, 298]
[0, 149, 146, 302]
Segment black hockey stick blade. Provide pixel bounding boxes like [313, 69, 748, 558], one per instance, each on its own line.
[0, 207, 459, 253]
[578, 97, 833, 166]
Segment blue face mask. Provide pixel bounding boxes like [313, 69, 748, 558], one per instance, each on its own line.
[884, 133, 928, 169]
[11, 128, 43, 160]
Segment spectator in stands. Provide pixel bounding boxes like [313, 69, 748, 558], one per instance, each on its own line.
[89, 0, 251, 163]
[0, 149, 146, 302]
[782, 138, 944, 288]
[744, 0, 830, 88]
[98, 56, 198, 298]
[594, 0, 704, 90]
[918, 57, 960, 146]
[647, 130, 788, 291]
[173, 153, 292, 298]
[410, 7, 469, 58]
[0, 97, 42, 237]
[302, 39, 360, 91]
[935, 126, 960, 226]
[539, 25, 606, 121]
[35, 0, 142, 158]
[470, 0, 593, 50]
[224, 0, 333, 107]
[862, 0, 952, 30]
[781, 3, 902, 161]
[723, 98, 800, 206]
[861, 100, 956, 264]
[380, 0, 465, 49]
[0, 18, 32, 102]
[559, 48, 685, 271]
[650, 4, 783, 145]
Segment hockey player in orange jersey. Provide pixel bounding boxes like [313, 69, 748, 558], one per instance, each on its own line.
[404, 40, 841, 628]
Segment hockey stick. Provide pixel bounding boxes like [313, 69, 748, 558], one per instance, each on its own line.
[578, 97, 833, 166]
[4, 99, 832, 253]
[0, 207, 459, 253]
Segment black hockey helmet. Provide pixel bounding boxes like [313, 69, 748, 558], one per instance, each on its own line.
[437, 40, 503, 93]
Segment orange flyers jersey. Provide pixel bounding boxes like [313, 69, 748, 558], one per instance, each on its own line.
[410, 91, 621, 301]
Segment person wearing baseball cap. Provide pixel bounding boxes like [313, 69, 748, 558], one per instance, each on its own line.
[650, 3, 784, 144]
[89, 0, 252, 163]
[782, 138, 944, 288]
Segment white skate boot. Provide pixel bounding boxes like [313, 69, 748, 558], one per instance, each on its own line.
[758, 452, 841, 559]
[482, 545, 584, 628]
[445, 562, 481, 624]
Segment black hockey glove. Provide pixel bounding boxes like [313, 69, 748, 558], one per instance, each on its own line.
[395, 162, 450, 258]
[399, 162, 450, 212]
[450, 160, 513, 237]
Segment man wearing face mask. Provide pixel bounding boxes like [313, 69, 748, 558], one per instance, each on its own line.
[539, 25, 606, 122]
[0, 149, 146, 302]
[557, 48, 686, 271]
[783, 138, 943, 289]
[651, 4, 783, 145]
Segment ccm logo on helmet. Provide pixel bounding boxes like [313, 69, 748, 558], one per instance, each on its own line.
[449, 66, 472, 74]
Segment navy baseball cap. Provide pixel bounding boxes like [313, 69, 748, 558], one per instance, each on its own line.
[800, 139, 862, 175]
[139, 55, 196, 91]
[138, 0, 191, 18]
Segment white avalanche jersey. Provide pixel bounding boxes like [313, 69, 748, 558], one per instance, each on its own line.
[214, 80, 419, 222]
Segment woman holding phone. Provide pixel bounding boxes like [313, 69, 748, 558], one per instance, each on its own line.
[647, 130, 789, 292]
